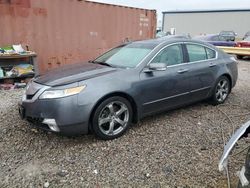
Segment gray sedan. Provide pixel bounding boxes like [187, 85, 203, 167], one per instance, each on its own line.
[19, 38, 238, 140]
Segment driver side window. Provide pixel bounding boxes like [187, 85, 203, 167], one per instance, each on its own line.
[151, 44, 184, 66]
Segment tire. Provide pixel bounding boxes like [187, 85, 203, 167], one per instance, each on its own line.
[92, 96, 132, 140]
[210, 76, 231, 105]
[237, 55, 244, 60]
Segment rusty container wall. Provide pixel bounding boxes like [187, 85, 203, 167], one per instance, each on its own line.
[0, 0, 157, 73]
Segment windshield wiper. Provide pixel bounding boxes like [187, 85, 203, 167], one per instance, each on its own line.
[89, 60, 113, 67]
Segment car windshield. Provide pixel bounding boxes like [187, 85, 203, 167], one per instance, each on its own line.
[94, 43, 154, 68]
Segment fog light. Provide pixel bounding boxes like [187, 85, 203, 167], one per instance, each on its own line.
[42, 119, 60, 132]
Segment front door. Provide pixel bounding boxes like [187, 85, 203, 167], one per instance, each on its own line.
[139, 44, 192, 116]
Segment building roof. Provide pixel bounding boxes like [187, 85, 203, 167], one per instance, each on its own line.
[162, 9, 250, 14]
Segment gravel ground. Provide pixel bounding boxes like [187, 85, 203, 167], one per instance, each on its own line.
[0, 60, 250, 188]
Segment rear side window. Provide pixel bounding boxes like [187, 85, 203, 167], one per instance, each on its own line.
[186, 44, 216, 62]
[206, 48, 216, 59]
[186, 44, 207, 62]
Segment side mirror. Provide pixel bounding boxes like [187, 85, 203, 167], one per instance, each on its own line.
[143, 63, 167, 73]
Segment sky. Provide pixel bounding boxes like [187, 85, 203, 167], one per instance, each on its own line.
[89, 0, 250, 25]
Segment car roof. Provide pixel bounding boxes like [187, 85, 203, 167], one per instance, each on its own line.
[130, 37, 215, 49]
[132, 37, 191, 47]
[221, 30, 234, 33]
[220, 30, 235, 33]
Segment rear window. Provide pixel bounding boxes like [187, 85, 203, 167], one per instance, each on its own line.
[186, 44, 216, 62]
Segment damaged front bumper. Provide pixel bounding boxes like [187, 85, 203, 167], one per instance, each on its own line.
[18, 81, 92, 136]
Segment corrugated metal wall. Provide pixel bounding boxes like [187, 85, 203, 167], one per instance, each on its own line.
[162, 11, 250, 37]
[0, 0, 156, 73]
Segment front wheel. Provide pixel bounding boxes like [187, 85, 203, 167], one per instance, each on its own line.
[210, 76, 231, 105]
[92, 96, 132, 140]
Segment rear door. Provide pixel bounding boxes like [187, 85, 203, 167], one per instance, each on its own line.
[183, 43, 219, 100]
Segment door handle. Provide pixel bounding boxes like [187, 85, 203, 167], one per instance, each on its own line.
[177, 69, 189, 74]
[209, 63, 216, 67]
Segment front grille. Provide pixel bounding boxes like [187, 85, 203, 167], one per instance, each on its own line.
[26, 116, 43, 124]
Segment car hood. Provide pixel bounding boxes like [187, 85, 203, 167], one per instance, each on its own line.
[34, 62, 117, 86]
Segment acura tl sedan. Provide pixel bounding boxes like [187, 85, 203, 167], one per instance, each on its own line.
[19, 38, 238, 140]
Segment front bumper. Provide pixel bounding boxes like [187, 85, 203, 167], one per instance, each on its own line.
[19, 94, 92, 136]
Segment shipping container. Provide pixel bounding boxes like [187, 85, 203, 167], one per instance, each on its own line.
[0, 0, 157, 74]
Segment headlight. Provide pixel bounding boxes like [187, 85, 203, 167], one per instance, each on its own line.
[39, 85, 86, 99]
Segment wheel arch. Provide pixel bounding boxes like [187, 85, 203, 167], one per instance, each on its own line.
[88, 92, 139, 132]
[208, 73, 233, 99]
[221, 73, 232, 92]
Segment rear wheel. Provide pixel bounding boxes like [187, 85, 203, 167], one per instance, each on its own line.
[210, 76, 231, 105]
[92, 96, 132, 140]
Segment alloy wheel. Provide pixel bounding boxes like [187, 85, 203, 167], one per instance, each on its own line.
[215, 79, 229, 102]
[98, 101, 129, 136]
